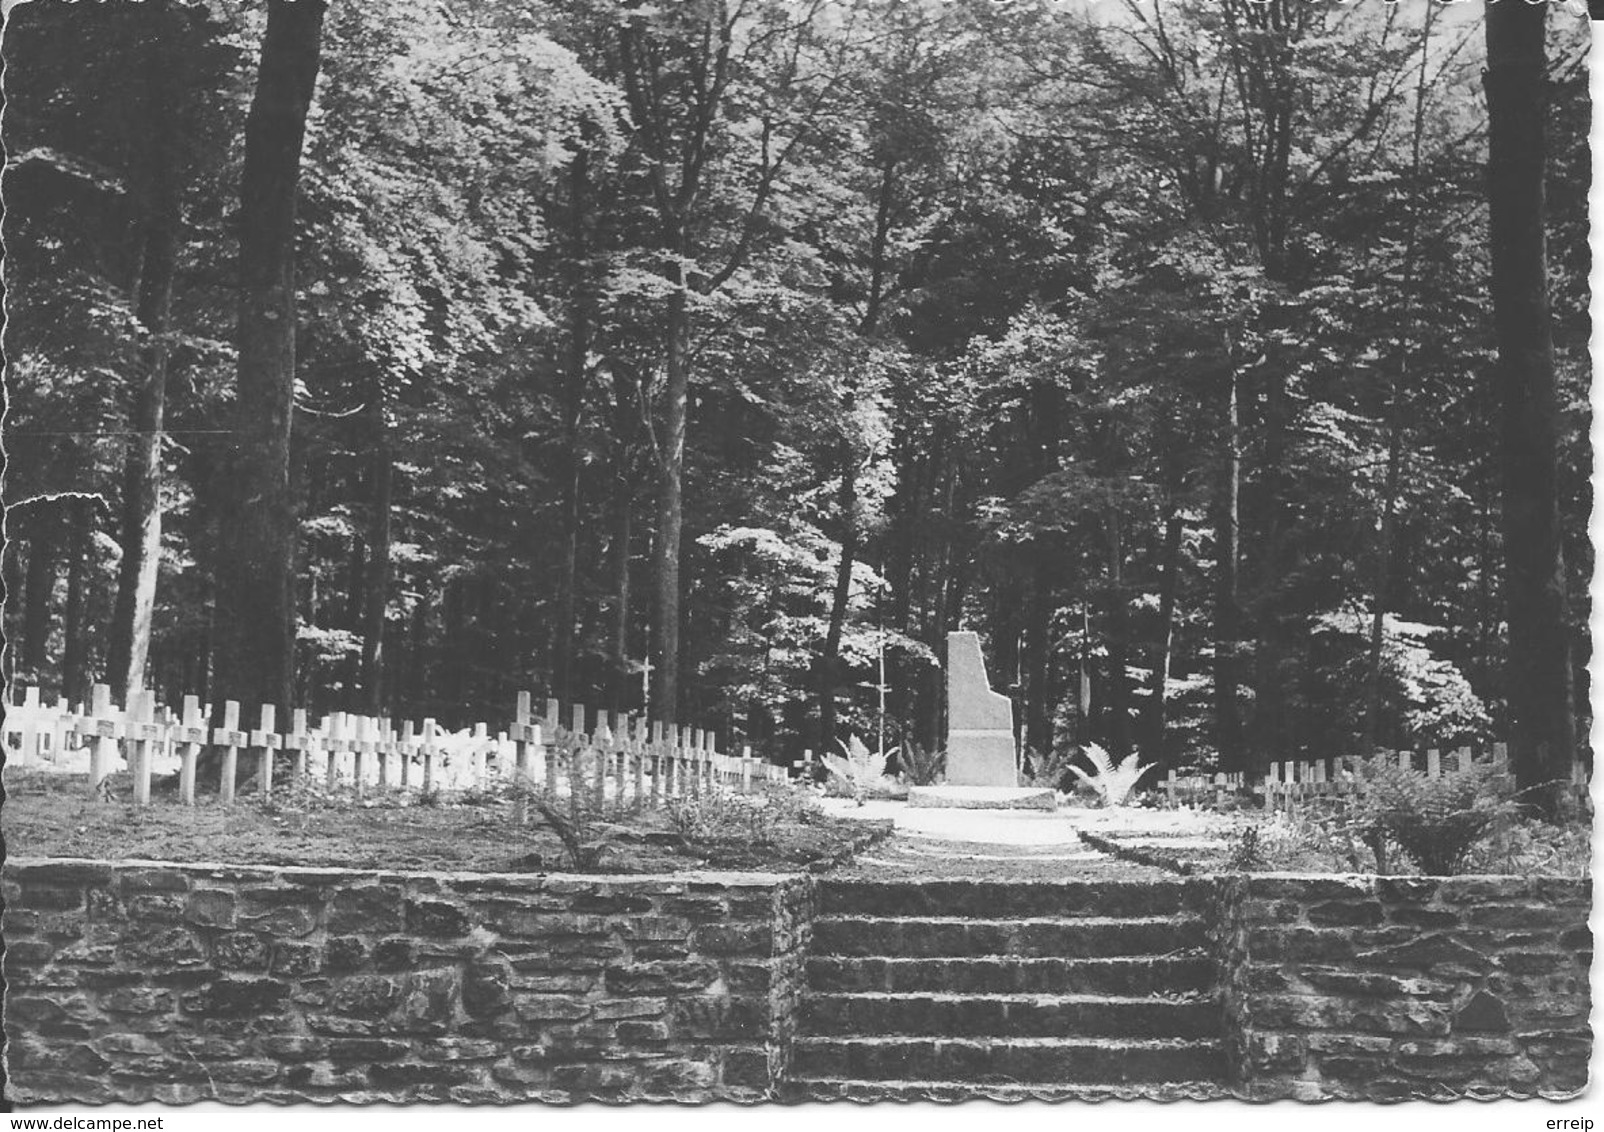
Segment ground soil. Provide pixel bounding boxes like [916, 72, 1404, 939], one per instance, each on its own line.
[1, 769, 887, 875]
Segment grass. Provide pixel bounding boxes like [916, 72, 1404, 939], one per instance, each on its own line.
[1, 769, 881, 875]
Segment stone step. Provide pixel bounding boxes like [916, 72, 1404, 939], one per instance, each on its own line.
[791, 1035, 1227, 1085]
[806, 955, 1216, 996]
[800, 992, 1219, 1040]
[784, 1077, 1231, 1102]
[818, 879, 1207, 920]
[809, 915, 1209, 959]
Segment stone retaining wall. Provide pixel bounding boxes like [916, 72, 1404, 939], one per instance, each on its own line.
[4, 858, 1591, 1103]
[3, 859, 811, 1104]
[1225, 874, 1592, 1100]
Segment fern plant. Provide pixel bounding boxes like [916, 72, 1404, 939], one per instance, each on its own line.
[1347, 756, 1515, 875]
[898, 743, 945, 787]
[823, 735, 898, 805]
[1070, 743, 1155, 807]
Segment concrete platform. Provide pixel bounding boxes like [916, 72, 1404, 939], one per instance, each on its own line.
[906, 786, 1057, 811]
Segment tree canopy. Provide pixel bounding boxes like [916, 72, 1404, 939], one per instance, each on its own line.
[4, 0, 1591, 788]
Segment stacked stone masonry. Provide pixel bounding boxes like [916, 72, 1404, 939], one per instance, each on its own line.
[2, 860, 811, 1104]
[2, 861, 1591, 1103]
[1226, 874, 1592, 1100]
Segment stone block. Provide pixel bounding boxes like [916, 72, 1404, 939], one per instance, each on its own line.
[120, 868, 192, 893]
[270, 941, 321, 977]
[87, 887, 125, 921]
[15, 885, 85, 911]
[421, 1037, 501, 1061]
[4, 938, 56, 967]
[214, 932, 272, 971]
[405, 899, 471, 938]
[325, 936, 369, 973]
[944, 631, 1017, 787]
[621, 915, 693, 941]
[1455, 990, 1512, 1033]
[259, 1035, 329, 1060]
[11, 861, 116, 887]
[1247, 1032, 1307, 1071]
[694, 922, 772, 956]
[1498, 951, 1570, 975]
[327, 885, 405, 935]
[1307, 900, 1385, 927]
[122, 926, 207, 966]
[103, 987, 175, 1015]
[568, 891, 655, 915]
[181, 976, 290, 1017]
[326, 1037, 413, 1062]
[1373, 878, 1440, 904]
[592, 997, 668, 1021]
[515, 995, 591, 1022]
[721, 1047, 772, 1089]
[663, 895, 729, 919]
[184, 888, 237, 928]
[670, 995, 766, 1040]
[1357, 933, 1496, 975]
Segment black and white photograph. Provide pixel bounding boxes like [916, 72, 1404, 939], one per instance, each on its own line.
[0, 0, 1594, 1117]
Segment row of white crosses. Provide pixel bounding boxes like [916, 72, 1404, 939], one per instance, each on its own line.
[5, 684, 785, 807]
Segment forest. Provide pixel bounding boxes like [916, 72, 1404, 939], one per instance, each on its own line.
[2, 0, 1591, 801]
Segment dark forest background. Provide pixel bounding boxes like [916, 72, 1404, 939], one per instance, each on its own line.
[2, 0, 1591, 789]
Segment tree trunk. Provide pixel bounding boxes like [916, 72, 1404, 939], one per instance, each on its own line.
[360, 389, 392, 714]
[1146, 509, 1185, 765]
[607, 364, 638, 715]
[20, 528, 57, 680]
[1104, 507, 1130, 758]
[62, 502, 92, 707]
[653, 268, 690, 725]
[817, 404, 859, 755]
[553, 146, 592, 706]
[1364, 8, 1435, 755]
[1362, 420, 1405, 752]
[211, 0, 326, 719]
[1214, 365, 1244, 770]
[1023, 558, 1054, 761]
[106, 14, 181, 701]
[1485, 0, 1574, 815]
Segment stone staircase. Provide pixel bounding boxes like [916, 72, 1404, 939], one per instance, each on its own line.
[786, 879, 1228, 1100]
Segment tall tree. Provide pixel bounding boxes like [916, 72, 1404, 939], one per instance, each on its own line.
[1484, 0, 1574, 814]
[106, 2, 184, 700]
[211, 0, 328, 715]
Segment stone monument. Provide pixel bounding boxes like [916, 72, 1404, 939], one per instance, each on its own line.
[907, 630, 1055, 810]
[944, 630, 1018, 786]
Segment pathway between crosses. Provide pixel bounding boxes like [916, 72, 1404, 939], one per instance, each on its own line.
[816, 798, 1177, 881]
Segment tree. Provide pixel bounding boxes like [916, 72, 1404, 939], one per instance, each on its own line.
[211, 0, 328, 715]
[105, 0, 185, 701]
[1484, 0, 1574, 815]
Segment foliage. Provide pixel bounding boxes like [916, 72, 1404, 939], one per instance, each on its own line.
[1225, 826, 1267, 873]
[1069, 743, 1156, 808]
[821, 734, 904, 804]
[1463, 815, 1591, 879]
[511, 782, 627, 872]
[1022, 746, 1075, 792]
[1345, 756, 1518, 875]
[897, 743, 944, 788]
[2, 0, 1590, 794]
[665, 782, 822, 847]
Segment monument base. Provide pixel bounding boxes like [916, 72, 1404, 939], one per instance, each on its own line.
[907, 786, 1058, 811]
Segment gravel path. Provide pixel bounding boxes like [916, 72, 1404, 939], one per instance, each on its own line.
[815, 798, 1192, 881]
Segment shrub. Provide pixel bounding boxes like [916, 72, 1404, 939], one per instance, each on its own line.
[822, 735, 901, 804]
[1023, 747, 1074, 792]
[1070, 743, 1156, 808]
[1225, 826, 1267, 872]
[898, 743, 945, 787]
[1346, 755, 1516, 875]
[666, 783, 824, 846]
